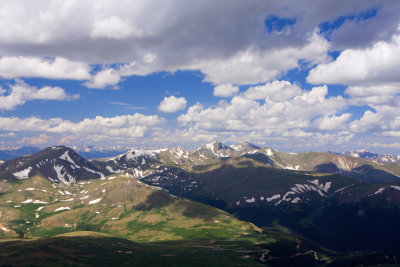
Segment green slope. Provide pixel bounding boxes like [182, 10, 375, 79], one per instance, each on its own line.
[0, 175, 262, 243]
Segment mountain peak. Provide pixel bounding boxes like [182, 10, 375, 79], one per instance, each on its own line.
[0, 146, 107, 184]
[203, 141, 232, 152]
[231, 141, 260, 152]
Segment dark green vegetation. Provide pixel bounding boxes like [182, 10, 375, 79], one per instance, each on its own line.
[1, 231, 399, 266]
[0, 232, 265, 267]
[141, 158, 400, 252]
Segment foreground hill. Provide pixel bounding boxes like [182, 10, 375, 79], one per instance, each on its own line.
[0, 232, 266, 267]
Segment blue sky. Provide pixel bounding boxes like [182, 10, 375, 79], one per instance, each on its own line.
[0, 0, 400, 154]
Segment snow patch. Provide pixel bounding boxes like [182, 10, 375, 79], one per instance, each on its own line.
[374, 188, 385, 195]
[88, 198, 102, 205]
[55, 207, 70, 212]
[390, 185, 400, 191]
[266, 194, 280, 202]
[13, 167, 32, 179]
[54, 165, 76, 184]
[291, 197, 301, 203]
[33, 200, 49, 204]
[59, 150, 78, 167]
[60, 198, 74, 202]
[24, 188, 36, 191]
[245, 197, 256, 203]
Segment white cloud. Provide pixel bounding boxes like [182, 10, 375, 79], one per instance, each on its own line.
[0, 80, 78, 110]
[0, 113, 165, 140]
[350, 110, 384, 133]
[85, 55, 160, 89]
[0, 1, 396, 89]
[158, 96, 187, 113]
[345, 85, 400, 106]
[382, 131, 400, 137]
[179, 82, 347, 136]
[0, 57, 90, 80]
[17, 133, 52, 145]
[1, 1, 400, 152]
[367, 142, 400, 149]
[241, 80, 302, 101]
[191, 32, 330, 85]
[0, 1, 337, 86]
[348, 103, 400, 134]
[91, 16, 147, 40]
[213, 84, 239, 97]
[346, 85, 400, 98]
[85, 68, 121, 89]
[307, 32, 400, 86]
[313, 113, 352, 131]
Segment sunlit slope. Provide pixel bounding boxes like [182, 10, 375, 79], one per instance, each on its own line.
[0, 175, 261, 243]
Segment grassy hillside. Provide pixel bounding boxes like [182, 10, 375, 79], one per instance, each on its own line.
[0, 175, 262, 243]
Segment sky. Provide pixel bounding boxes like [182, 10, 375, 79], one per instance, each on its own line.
[0, 0, 400, 153]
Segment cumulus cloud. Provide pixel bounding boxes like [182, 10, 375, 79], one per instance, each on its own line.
[158, 96, 187, 113]
[367, 142, 400, 149]
[213, 84, 239, 97]
[0, 57, 90, 80]
[192, 32, 330, 85]
[345, 84, 400, 106]
[179, 82, 347, 136]
[1, 1, 400, 151]
[85, 55, 159, 89]
[349, 103, 400, 133]
[91, 16, 148, 40]
[0, 0, 371, 87]
[0, 113, 165, 140]
[0, 1, 396, 89]
[85, 68, 121, 89]
[17, 133, 52, 145]
[307, 32, 400, 86]
[241, 80, 302, 101]
[313, 113, 352, 131]
[0, 80, 78, 110]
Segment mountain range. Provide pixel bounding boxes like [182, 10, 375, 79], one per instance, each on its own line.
[1, 141, 400, 265]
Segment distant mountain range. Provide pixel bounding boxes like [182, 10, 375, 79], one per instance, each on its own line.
[0, 146, 40, 161]
[1, 141, 400, 255]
